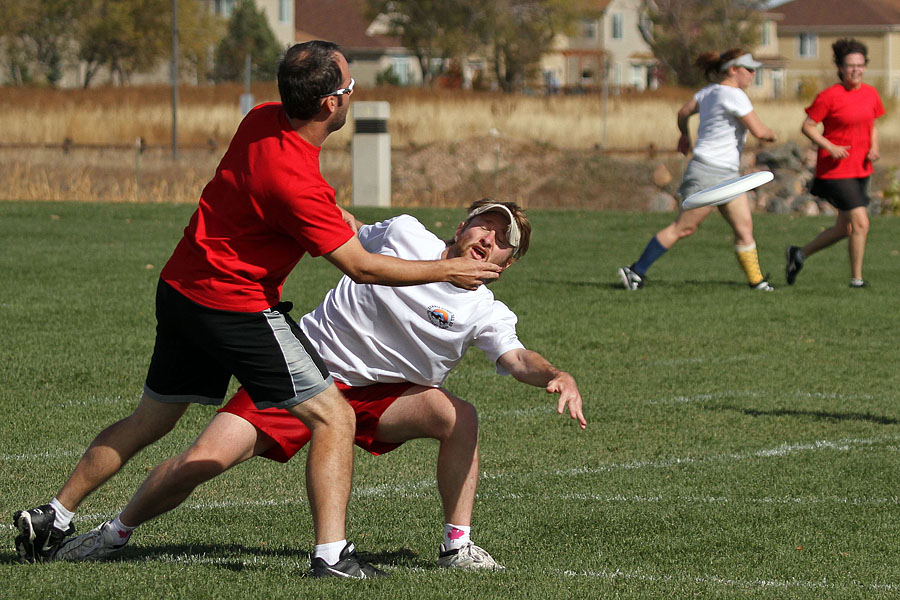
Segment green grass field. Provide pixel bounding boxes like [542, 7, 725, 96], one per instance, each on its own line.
[1, 201, 899, 599]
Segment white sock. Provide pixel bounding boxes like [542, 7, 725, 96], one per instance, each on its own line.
[443, 523, 471, 551]
[314, 539, 347, 565]
[49, 498, 74, 531]
[107, 515, 135, 543]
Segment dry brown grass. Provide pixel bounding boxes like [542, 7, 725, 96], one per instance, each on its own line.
[1, 83, 896, 205]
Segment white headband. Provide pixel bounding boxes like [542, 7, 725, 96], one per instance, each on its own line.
[466, 203, 521, 254]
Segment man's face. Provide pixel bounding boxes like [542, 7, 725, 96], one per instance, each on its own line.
[446, 211, 516, 269]
[326, 53, 353, 133]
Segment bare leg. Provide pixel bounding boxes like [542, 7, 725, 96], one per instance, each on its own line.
[56, 394, 189, 511]
[286, 384, 356, 545]
[718, 195, 755, 247]
[802, 211, 852, 258]
[846, 207, 869, 280]
[655, 204, 714, 248]
[119, 412, 265, 527]
[375, 387, 479, 525]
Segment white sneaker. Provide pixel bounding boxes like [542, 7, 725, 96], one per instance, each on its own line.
[55, 521, 129, 562]
[437, 542, 505, 570]
[617, 266, 644, 290]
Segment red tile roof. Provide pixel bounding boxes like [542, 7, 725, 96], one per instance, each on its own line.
[295, 0, 402, 50]
[775, 0, 900, 27]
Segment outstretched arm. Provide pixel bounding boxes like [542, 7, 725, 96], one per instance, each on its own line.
[497, 348, 586, 429]
[324, 235, 500, 290]
[740, 111, 777, 142]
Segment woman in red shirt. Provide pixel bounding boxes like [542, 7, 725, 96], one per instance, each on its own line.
[786, 38, 885, 288]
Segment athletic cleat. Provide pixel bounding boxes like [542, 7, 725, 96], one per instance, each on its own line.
[785, 245, 805, 285]
[617, 265, 644, 291]
[310, 541, 387, 579]
[437, 542, 505, 570]
[13, 505, 74, 563]
[750, 279, 775, 292]
[849, 279, 868, 289]
[55, 521, 129, 562]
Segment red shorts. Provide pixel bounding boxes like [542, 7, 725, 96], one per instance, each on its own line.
[217, 381, 415, 462]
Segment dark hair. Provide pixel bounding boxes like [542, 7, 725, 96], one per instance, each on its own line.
[833, 38, 869, 80]
[695, 48, 746, 82]
[277, 41, 345, 120]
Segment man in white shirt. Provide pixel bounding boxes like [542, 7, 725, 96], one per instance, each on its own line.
[55, 199, 586, 573]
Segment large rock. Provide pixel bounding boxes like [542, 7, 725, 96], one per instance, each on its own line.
[756, 141, 804, 171]
[651, 163, 672, 187]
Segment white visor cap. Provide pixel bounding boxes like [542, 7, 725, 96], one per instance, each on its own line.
[466, 203, 521, 252]
[721, 53, 762, 71]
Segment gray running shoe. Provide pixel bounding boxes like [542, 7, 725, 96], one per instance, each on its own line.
[849, 279, 868, 288]
[55, 521, 129, 562]
[437, 542, 505, 570]
[785, 245, 805, 285]
[617, 265, 644, 291]
[310, 541, 387, 579]
[13, 505, 74, 563]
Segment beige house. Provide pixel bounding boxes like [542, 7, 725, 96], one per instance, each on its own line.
[729, 11, 790, 100]
[541, 0, 658, 93]
[295, 0, 423, 88]
[210, 0, 297, 49]
[774, 0, 900, 97]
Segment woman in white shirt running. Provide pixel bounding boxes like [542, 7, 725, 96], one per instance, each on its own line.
[618, 49, 777, 291]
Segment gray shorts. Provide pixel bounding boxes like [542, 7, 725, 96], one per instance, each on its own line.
[144, 279, 333, 410]
[678, 158, 740, 200]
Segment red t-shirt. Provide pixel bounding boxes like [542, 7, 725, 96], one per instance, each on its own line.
[805, 83, 885, 179]
[160, 103, 354, 312]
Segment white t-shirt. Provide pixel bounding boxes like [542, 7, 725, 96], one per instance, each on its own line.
[691, 84, 754, 169]
[299, 215, 525, 387]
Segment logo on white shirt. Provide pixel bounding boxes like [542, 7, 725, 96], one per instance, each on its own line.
[427, 305, 455, 329]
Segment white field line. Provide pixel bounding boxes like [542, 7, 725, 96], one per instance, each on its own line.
[0, 449, 82, 462]
[563, 568, 900, 593]
[647, 354, 763, 367]
[543, 434, 900, 479]
[59, 395, 135, 408]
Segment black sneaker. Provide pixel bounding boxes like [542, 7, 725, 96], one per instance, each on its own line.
[785, 245, 805, 285]
[309, 542, 387, 579]
[13, 505, 75, 563]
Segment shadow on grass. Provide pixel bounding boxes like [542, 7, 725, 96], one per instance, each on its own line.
[722, 405, 899, 425]
[535, 278, 744, 290]
[0, 544, 428, 571]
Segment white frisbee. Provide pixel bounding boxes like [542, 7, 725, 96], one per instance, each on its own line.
[681, 171, 774, 210]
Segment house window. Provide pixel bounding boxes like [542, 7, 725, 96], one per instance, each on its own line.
[214, 0, 235, 17]
[279, 0, 291, 23]
[582, 19, 597, 40]
[611, 14, 624, 40]
[754, 69, 763, 87]
[632, 65, 643, 88]
[391, 57, 411, 85]
[798, 33, 817, 57]
[761, 22, 770, 46]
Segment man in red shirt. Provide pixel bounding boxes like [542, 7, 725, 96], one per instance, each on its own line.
[14, 41, 499, 578]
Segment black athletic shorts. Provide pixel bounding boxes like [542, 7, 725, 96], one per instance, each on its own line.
[144, 279, 332, 409]
[810, 177, 870, 211]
